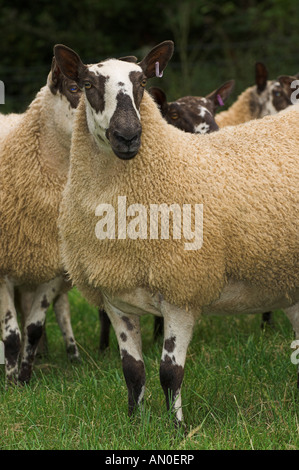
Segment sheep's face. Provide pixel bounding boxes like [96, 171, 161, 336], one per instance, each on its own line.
[253, 62, 294, 118]
[54, 41, 174, 160]
[83, 59, 146, 160]
[164, 99, 219, 134]
[149, 80, 234, 135]
[256, 80, 292, 117]
[149, 89, 218, 134]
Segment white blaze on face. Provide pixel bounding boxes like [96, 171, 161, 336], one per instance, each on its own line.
[85, 59, 143, 148]
[194, 122, 210, 134]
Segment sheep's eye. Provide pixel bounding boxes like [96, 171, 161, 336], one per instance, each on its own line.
[84, 82, 92, 90]
[170, 112, 179, 120]
[141, 79, 147, 87]
[274, 91, 281, 97]
[69, 85, 79, 93]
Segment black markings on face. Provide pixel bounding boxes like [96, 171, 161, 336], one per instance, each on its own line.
[129, 70, 146, 110]
[253, 81, 291, 117]
[84, 71, 108, 114]
[272, 85, 291, 111]
[163, 97, 219, 134]
[50, 75, 82, 109]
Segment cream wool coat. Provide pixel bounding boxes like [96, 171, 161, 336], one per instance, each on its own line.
[59, 91, 299, 312]
[0, 86, 70, 285]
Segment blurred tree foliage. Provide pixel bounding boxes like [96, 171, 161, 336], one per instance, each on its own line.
[0, 0, 299, 112]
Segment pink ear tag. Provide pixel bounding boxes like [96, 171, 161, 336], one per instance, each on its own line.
[217, 94, 224, 106]
[155, 61, 163, 78]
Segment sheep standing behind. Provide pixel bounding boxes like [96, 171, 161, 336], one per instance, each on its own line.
[149, 80, 234, 134]
[215, 62, 295, 127]
[0, 58, 82, 383]
[55, 42, 299, 425]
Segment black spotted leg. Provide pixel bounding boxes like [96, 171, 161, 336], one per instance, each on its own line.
[159, 301, 195, 425]
[104, 300, 145, 417]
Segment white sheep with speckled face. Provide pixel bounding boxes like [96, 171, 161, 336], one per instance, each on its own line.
[55, 42, 299, 426]
[0, 58, 82, 384]
[215, 62, 296, 127]
[149, 80, 235, 135]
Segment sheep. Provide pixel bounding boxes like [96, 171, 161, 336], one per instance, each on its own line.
[215, 62, 295, 127]
[148, 80, 235, 134]
[0, 108, 77, 358]
[0, 57, 82, 383]
[55, 42, 299, 425]
[148, 66, 297, 333]
[98, 79, 235, 349]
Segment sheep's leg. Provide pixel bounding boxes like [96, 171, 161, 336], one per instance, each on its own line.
[53, 293, 80, 362]
[20, 290, 49, 357]
[0, 279, 21, 383]
[284, 302, 299, 388]
[18, 277, 63, 383]
[159, 302, 195, 425]
[99, 309, 111, 352]
[104, 301, 145, 416]
[261, 311, 274, 329]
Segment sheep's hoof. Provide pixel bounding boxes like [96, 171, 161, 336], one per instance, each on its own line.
[67, 347, 81, 364]
[260, 311, 275, 330]
[18, 363, 33, 384]
[5, 371, 19, 388]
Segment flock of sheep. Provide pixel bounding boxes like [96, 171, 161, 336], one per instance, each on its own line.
[0, 40, 298, 426]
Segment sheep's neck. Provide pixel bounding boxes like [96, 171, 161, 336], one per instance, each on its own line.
[215, 86, 256, 127]
[39, 105, 71, 178]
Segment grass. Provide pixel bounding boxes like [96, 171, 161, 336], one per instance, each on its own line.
[0, 288, 299, 450]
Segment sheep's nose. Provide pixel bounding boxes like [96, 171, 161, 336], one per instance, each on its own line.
[113, 129, 141, 147]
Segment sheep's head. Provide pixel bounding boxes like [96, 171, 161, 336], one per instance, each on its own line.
[149, 80, 234, 134]
[253, 62, 296, 117]
[54, 41, 174, 160]
[48, 57, 82, 109]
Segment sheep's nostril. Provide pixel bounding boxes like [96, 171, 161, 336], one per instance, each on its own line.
[113, 129, 141, 147]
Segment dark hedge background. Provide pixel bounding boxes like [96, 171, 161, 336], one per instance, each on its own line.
[1, 0, 298, 112]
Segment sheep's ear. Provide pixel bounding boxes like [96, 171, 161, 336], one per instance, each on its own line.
[49, 57, 61, 87]
[47, 57, 63, 94]
[118, 56, 138, 63]
[54, 44, 86, 83]
[139, 41, 174, 78]
[255, 62, 268, 93]
[205, 80, 235, 112]
[148, 87, 168, 115]
[277, 75, 299, 99]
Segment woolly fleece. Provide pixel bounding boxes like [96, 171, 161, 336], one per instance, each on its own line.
[215, 86, 260, 127]
[59, 91, 299, 311]
[0, 86, 69, 285]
